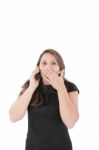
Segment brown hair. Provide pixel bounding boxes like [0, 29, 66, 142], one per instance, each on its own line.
[18, 49, 66, 106]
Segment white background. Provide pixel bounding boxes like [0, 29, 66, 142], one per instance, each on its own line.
[0, 0, 99, 149]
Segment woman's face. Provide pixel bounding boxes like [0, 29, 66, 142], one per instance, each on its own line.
[39, 53, 60, 84]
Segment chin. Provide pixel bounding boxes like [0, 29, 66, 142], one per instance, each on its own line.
[43, 80, 50, 85]
[42, 78, 49, 85]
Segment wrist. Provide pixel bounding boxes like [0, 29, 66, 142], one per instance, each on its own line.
[57, 84, 66, 92]
[28, 86, 36, 93]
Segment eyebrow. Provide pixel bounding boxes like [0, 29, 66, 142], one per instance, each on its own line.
[41, 60, 57, 61]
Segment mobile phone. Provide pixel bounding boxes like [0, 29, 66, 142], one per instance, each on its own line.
[34, 72, 40, 80]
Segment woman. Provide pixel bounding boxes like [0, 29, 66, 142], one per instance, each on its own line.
[9, 49, 79, 150]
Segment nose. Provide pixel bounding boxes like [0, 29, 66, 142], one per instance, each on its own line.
[46, 64, 53, 70]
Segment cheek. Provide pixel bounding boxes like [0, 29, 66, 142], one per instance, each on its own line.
[54, 66, 60, 73]
[39, 67, 46, 76]
[52, 68, 60, 76]
[39, 67, 46, 73]
[39, 65, 44, 71]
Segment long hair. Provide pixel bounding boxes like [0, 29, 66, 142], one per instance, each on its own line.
[18, 49, 66, 106]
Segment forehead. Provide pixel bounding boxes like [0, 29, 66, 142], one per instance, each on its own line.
[40, 52, 57, 61]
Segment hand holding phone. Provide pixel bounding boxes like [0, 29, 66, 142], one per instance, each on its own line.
[29, 66, 40, 89]
[34, 72, 40, 80]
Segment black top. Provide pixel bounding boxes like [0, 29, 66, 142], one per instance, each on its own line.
[25, 80, 79, 150]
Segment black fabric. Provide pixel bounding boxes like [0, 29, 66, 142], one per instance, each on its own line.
[64, 79, 80, 94]
[25, 80, 79, 150]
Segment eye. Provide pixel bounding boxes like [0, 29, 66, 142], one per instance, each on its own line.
[42, 61, 47, 65]
[52, 61, 57, 65]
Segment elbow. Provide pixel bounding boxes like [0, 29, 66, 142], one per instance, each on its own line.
[9, 109, 23, 123]
[65, 121, 75, 129]
[10, 116, 17, 123]
[9, 114, 23, 123]
[9, 108, 16, 122]
[66, 122, 76, 129]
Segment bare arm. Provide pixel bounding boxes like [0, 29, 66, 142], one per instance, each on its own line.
[57, 85, 79, 129]
[9, 86, 36, 122]
[9, 67, 40, 122]
[43, 68, 79, 129]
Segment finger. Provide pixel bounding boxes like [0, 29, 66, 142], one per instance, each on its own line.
[34, 70, 40, 74]
[46, 70, 56, 78]
[35, 66, 39, 69]
[44, 71, 51, 78]
[44, 72, 51, 80]
[45, 71, 55, 81]
[47, 69, 55, 75]
[43, 74, 50, 82]
[32, 69, 40, 75]
[30, 70, 40, 78]
[43, 74, 53, 86]
[35, 67, 39, 71]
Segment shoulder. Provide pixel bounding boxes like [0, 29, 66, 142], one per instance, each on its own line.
[64, 79, 80, 94]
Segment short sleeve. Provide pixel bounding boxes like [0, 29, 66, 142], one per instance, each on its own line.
[64, 79, 80, 94]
